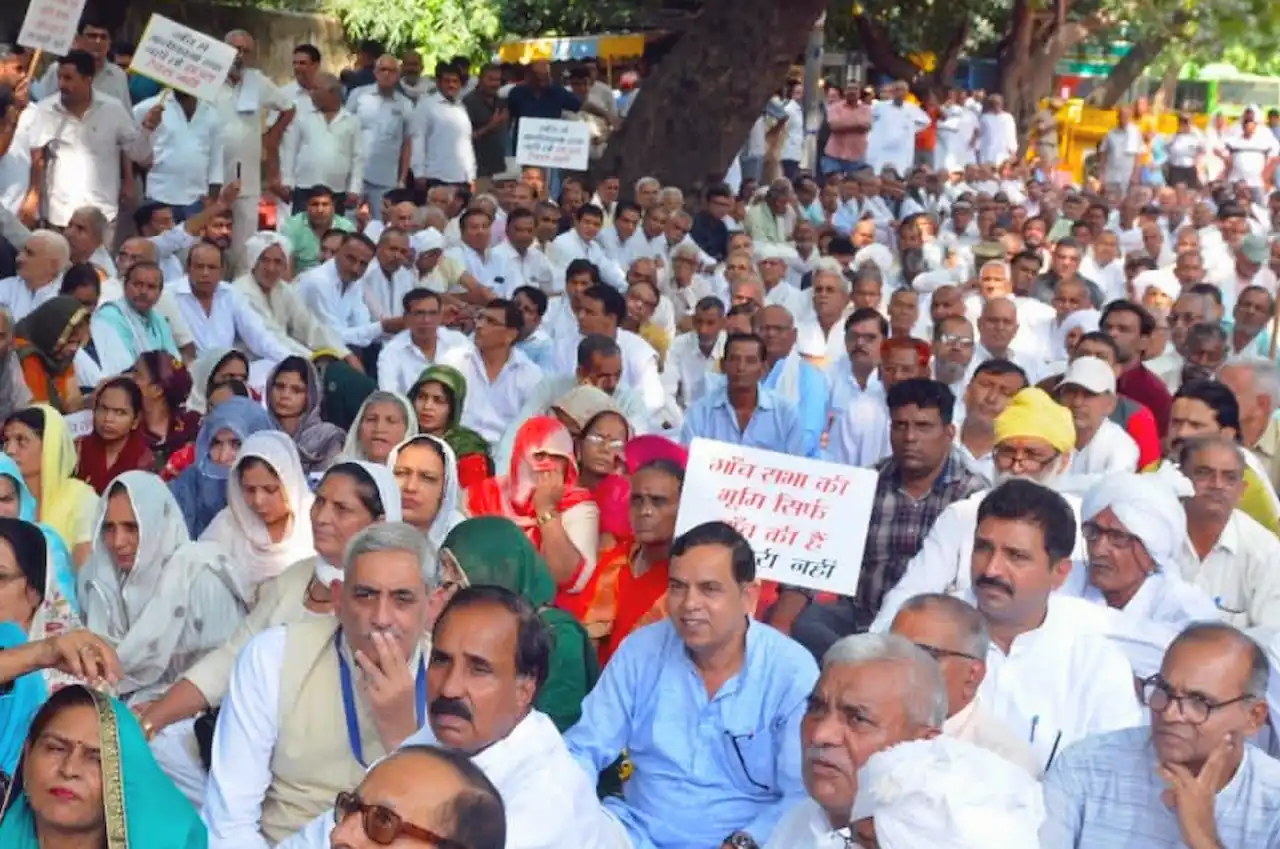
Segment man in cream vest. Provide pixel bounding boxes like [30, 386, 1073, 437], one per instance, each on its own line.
[203, 522, 444, 849]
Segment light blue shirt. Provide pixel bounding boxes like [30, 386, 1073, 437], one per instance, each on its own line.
[565, 618, 817, 849]
[1041, 726, 1280, 848]
[762, 358, 828, 458]
[679, 386, 807, 458]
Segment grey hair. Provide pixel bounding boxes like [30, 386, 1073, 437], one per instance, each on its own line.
[1169, 622, 1269, 699]
[70, 206, 107, 240]
[822, 633, 949, 727]
[224, 29, 253, 43]
[670, 210, 692, 228]
[1176, 433, 1246, 472]
[1223, 358, 1280, 410]
[1185, 322, 1227, 350]
[360, 390, 410, 423]
[979, 259, 1010, 279]
[421, 205, 448, 230]
[660, 186, 684, 205]
[27, 230, 71, 270]
[344, 521, 441, 589]
[634, 176, 660, 195]
[811, 257, 850, 294]
[897, 593, 991, 658]
[313, 72, 343, 96]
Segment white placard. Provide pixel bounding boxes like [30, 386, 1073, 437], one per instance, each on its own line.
[128, 15, 237, 101]
[17, 0, 88, 55]
[64, 410, 93, 439]
[515, 118, 591, 172]
[674, 438, 878, 596]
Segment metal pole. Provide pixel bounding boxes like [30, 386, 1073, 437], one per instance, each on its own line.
[801, 12, 826, 173]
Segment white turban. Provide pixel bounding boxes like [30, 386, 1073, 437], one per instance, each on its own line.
[850, 737, 1044, 849]
[1049, 308, 1101, 360]
[245, 231, 293, 272]
[1133, 268, 1180, 304]
[1081, 471, 1192, 573]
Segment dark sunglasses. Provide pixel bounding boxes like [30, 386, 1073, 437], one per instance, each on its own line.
[335, 791, 468, 848]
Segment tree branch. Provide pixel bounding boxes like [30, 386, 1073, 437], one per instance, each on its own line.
[937, 18, 971, 83]
[852, 14, 923, 82]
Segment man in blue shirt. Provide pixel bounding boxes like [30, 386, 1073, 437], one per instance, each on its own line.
[681, 332, 808, 457]
[566, 521, 818, 849]
[757, 304, 829, 457]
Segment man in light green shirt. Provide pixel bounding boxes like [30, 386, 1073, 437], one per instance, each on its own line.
[280, 187, 355, 273]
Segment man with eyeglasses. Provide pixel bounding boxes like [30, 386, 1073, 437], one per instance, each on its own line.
[888, 594, 1039, 775]
[1041, 622, 1280, 848]
[1156, 289, 1218, 392]
[330, 745, 505, 849]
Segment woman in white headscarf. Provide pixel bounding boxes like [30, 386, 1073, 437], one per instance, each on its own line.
[341, 390, 416, 464]
[200, 431, 316, 593]
[231, 231, 352, 360]
[77, 471, 249, 706]
[388, 434, 464, 550]
[136, 461, 403, 803]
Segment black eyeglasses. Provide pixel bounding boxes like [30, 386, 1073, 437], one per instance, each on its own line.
[1140, 675, 1256, 725]
[1081, 521, 1139, 549]
[913, 642, 982, 663]
[335, 791, 468, 849]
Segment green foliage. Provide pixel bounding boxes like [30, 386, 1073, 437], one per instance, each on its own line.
[497, 0, 651, 36]
[325, 0, 504, 64]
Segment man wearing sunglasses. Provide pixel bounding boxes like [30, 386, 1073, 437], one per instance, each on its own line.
[1041, 622, 1280, 848]
[331, 745, 505, 849]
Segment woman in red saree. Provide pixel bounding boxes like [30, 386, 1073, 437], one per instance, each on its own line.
[466, 416, 600, 617]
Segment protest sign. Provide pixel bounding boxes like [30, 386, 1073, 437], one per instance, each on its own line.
[17, 0, 87, 56]
[129, 15, 237, 101]
[515, 118, 591, 172]
[674, 439, 877, 596]
[64, 410, 93, 440]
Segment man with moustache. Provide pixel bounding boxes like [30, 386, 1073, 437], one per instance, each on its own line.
[281, 584, 629, 849]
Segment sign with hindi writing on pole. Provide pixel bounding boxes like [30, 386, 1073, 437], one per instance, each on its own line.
[515, 118, 591, 172]
[129, 15, 237, 101]
[674, 439, 877, 596]
[18, 0, 87, 55]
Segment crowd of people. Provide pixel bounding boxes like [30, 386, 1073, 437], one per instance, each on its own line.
[0, 11, 1279, 849]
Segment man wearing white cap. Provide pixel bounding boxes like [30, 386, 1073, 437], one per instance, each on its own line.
[756, 243, 807, 318]
[1055, 356, 1141, 494]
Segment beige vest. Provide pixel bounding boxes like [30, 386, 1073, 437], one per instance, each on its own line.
[260, 616, 388, 844]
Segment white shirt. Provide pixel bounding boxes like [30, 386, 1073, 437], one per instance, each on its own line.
[439, 344, 544, 444]
[1178, 509, 1280, 632]
[282, 109, 364, 195]
[445, 243, 507, 290]
[214, 71, 295, 197]
[169, 278, 293, 362]
[135, 94, 224, 207]
[358, 260, 418, 323]
[278, 709, 631, 849]
[943, 697, 1042, 777]
[0, 276, 58, 321]
[1100, 125, 1144, 185]
[827, 387, 889, 467]
[345, 85, 413, 188]
[491, 241, 554, 296]
[410, 92, 475, 183]
[978, 111, 1019, 166]
[662, 331, 724, 409]
[1225, 129, 1280, 188]
[376, 328, 469, 394]
[297, 260, 384, 349]
[868, 101, 930, 174]
[547, 230, 628, 293]
[24, 92, 153, 224]
[551, 329, 666, 416]
[0, 106, 35, 214]
[1168, 130, 1206, 168]
[763, 281, 809, 320]
[1057, 419, 1141, 496]
[781, 98, 805, 162]
[597, 227, 653, 273]
[763, 799, 848, 849]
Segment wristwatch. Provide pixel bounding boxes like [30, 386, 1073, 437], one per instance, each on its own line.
[536, 509, 559, 527]
[725, 832, 759, 849]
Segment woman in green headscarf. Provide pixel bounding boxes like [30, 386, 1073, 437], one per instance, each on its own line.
[13, 296, 90, 414]
[441, 516, 598, 731]
[409, 365, 493, 489]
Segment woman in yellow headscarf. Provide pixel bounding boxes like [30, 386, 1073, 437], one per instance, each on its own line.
[2, 404, 99, 566]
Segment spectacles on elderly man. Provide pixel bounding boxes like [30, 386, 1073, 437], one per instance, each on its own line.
[1140, 675, 1256, 725]
[335, 792, 469, 848]
[1081, 521, 1139, 549]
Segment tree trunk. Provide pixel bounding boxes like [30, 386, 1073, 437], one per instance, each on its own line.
[1154, 58, 1182, 112]
[593, 0, 826, 192]
[1086, 38, 1165, 107]
[852, 14, 924, 85]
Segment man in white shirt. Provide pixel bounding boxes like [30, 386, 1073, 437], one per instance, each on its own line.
[551, 284, 665, 416]
[277, 43, 320, 123]
[203, 523, 440, 849]
[0, 229, 70, 321]
[299, 233, 406, 354]
[977, 95, 1019, 166]
[135, 88, 224, 218]
[548, 204, 628, 293]
[280, 73, 364, 215]
[378, 289, 468, 394]
[360, 228, 418, 325]
[171, 241, 293, 363]
[30, 16, 130, 106]
[1098, 106, 1143, 193]
[411, 63, 475, 189]
[764, 633, 947, 849]
[443, 209, 506, 299]
[346, 55, 413, 216]
[215, 31, 296, 271]
[597, 200, 649, 272]
[439, 298, 543, 444]
[1055, 356, 1140, 494]
[967, 479, 1142, 773]
[491, 208, 553, 296]
[867, 81, 930, 175]
[1224, 108, 1280, 191]
[663, 296, 725, 409]
[21, 51, 161, 238]
[63, 206, 115, 278]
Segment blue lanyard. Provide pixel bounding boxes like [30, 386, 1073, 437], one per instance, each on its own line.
[335, 629, 426, 767]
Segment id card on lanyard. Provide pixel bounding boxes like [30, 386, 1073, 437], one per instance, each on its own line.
[335, 629, 427, 767]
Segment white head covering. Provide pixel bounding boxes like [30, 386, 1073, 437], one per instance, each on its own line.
[341, 390, 418, 463]
[245, 230, 293, 273]
[201, 431, 317, 589]
[1081, 471, 1191, 572]
[850, 737, 1044, 849]
[1133, 268, 1180, 303]
[78, 471, 249, 701]
[312, 460, 404, 586]
[387, 434, 465, 550]
[1049, 308, 1101, 361]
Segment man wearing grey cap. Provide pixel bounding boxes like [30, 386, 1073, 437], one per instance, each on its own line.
[1054, 356, 1140, 495]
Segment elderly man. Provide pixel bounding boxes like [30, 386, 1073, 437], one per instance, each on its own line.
[744, 179, 799, 245]
[1178, 435, 1280, 631]
[0, 305, 32, 418]
[1219, 359, 1280, 495]
[889, 594, 1039, 775]
[280, 585, 630, 849]
[171, 242, 293, 362]
[870, 386, 1088, 630]
[64, 206, 115, 278]
[566, 521, 818, 849]
[204, 523, 442, 849]
[1055, 356, 1141, 494]
[799, 260, 855, 364]
[1042, 623, 1280, 847]
[91, 261, 181, 377]
[0, 229, 71, 320]
[763, 633, 947, 848]
[279, 73, 364, 219]
[756, 304, 828, 457]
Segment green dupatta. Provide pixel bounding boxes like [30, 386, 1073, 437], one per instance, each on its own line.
[412, 364, 492, 460]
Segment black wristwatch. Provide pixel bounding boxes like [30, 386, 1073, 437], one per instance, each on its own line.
[725, 832, 759, 849]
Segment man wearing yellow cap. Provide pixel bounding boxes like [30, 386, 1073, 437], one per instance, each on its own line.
[871, 387, 1088, 631]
